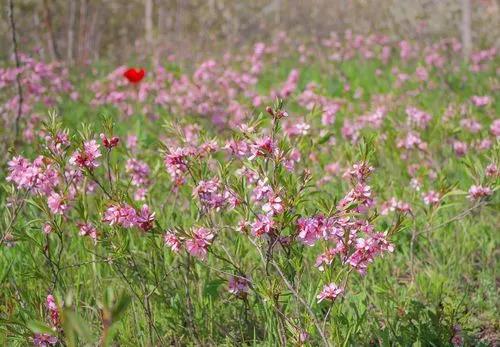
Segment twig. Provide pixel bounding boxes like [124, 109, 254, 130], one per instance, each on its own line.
[8, 0, 24, 140]
[249, 237, 330, 347]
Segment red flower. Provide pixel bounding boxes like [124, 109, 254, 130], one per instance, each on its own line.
[123, 68, 145, 83]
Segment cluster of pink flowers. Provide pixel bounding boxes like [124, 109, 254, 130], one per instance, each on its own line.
[185, 227, 215, 260]
[380, 198, 412, 215]
[423, 191, 441, 206]
[69, 140, 102, 170]
[164, 227, 215, 260]
[193, 178, 239, 211]
[0, 53, 76, 141]
[406, 107, 432, 129]
[33, 333, 58, 346]
[467, 185, 492, 201]
[103, 204, 155, 232]
[342, 108, 387, 144]
[297, 83, 341, 126]
[46, 294, 59, 327]
[78, 222, 98, 242]
[126, 158, 151, 200]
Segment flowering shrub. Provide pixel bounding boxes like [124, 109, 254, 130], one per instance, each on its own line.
[0, 32, 498, 346]
[0, 53, 76, 142]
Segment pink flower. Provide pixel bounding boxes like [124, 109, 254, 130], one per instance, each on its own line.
[103, 204, 138, 228]
[343, 162, 374, 183]
[317, 283, 344, 303]
[164, 147, 190, 185]
[186, 227, 214, 260]
[451, 324, 464, 346]
[78, 222, 98, 242]
[262, 194, 284, 215]
[251, 214, 275, 237]
[415, 66, 428, 81]
[467, 185, 492, 201]
[380, 198, 412, 215]
[452, 141, 468, 157]
[136, 204, 155, 231]
[346, 233, 394, 274]
[249, 136, 276, 160]
[471, 95, 491, 107]
[406, 107, 432, 129]
[43, 223, 52, 235]
[100, 133, 119, 149]
[164, 231, 182, 252]
[224, 139, 249, 158]
[47, 192, 69, 215]
[315, 247, 344, 271]
[33, 333, 58, 346]
[423, 191, 440, 206]
[126, 158, 150, 187]
[297, 216, 324, 246]
[46, 294, 59, 326]
[228, 276, 250, 297]
[69, 140, 101, 170]
[486, 163, 499, 177]
[193, 178, 225, 211]
[490, 119, 500, 138]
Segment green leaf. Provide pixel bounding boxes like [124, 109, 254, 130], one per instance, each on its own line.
[26, 320, 54, 335]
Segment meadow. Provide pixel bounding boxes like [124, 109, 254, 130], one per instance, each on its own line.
[0, 32, 499, 346]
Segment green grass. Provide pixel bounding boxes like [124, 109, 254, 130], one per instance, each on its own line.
[0, 55, 498, 346]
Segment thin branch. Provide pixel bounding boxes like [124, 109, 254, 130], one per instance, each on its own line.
[8, 0, 24, 140]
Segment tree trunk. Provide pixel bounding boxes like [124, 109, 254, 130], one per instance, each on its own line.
[145, 0, 153, 52]
[461, 0, 472, 61]
[78, 0, 88, 64]
[42, 0, 61, 60]
[67, 0, 76, 63]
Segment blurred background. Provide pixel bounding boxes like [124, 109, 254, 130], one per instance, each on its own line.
[1, 0, 499, 64]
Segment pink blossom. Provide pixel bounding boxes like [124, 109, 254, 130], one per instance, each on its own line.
[69, 140, 101, 170]
[296, 215, 328, 246]
[103, 204, 138, 228]
[126, 158, 150, 187]
[471, 95, 491, 107]
[33, 333, 58, 346]
[346, 233, 394, 275]
[249, 137, 276, 160]
[406, 107, 432, 129]
[490, 119, 500, 138]
[43, 223, 52, 235]
[78, 222, 98, 241]
[423, 191, 440, 206]
[451, 324, 464, 346]
[193, 178, 225, 211]
[380, 198, 412, 215]
[186, 227, 214, 260]
[251, 214, 275, 237]
[47, 192, 69, 215]
[467, 185, 492, 201]
[136, 204, 155, 231]
[46, 294, 59, 326]
[343, 162, 374, 183]
[486, 163, 499, 177]
[164, 231, 182, 252]
[262, 194, 284, 215]
[452, 141, 468, 157]
[228, 276, 250, 297]
[316, 283, 344, 303]
[224, 139, 249, 158]
[315, 247, 344, 271]
[100, 133, 119, 149]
